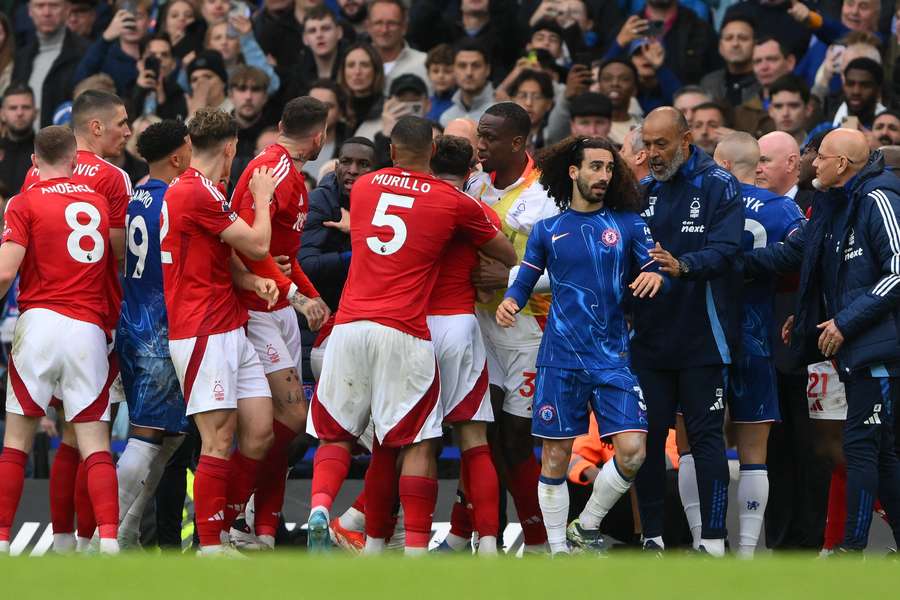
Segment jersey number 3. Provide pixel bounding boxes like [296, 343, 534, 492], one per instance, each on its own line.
[367, 192, 414, 256]
[65, 202, 105, 263]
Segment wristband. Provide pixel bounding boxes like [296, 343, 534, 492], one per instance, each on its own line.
[287, 283, 299, 301]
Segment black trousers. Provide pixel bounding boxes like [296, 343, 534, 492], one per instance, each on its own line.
[764, 372, 831, 549]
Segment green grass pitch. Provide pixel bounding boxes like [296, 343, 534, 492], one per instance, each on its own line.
[1, 553, 898, 600]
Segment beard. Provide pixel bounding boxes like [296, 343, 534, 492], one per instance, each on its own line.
[650, 145, 685, 182]
[878, 134, 895, 146]
[304, 136, 324, 162]
[576, 174, 607, 205]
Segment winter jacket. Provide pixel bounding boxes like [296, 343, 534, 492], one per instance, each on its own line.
[744, 152, 900, 376]
[299, 172, 352, 311]
[631, 146, 744, 369]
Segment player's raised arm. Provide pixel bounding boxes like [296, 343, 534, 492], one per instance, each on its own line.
[628, 215, 667, 298]
[220, 166, 275, 260]
[498, 224, 547, 326]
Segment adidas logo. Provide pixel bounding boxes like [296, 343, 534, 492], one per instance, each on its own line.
[709, 399, 725, 411]
[208, 510, 224, 522]
[864, 404, 883, 425]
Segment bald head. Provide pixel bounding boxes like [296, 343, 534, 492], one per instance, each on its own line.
[756, 131, 801, 195]
[714, 132, 759, 182]
[814, 128, 870, 188]
[642, 107, 692, 182]
[645, 106, 690, 135]
[443, 118, 477, 150]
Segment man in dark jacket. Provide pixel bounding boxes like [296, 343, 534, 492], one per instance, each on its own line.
[0, 84, 37, 192]
[13, 0, 89, 127]
[300, 137, 377, 311]
[633, 107, 744, 556]
[606, 0, 719, 86]
[745, 128, 900, 552]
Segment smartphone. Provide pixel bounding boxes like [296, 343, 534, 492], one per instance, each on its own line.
[830, 44, 846, 70]
[120, 0, 138, 30]
[227, 1, 251, 37]
[144, 55, 161, 79]
[402, 102, 424, 117]
[645, 20, 664, 39]
[842, 115, 860, 130]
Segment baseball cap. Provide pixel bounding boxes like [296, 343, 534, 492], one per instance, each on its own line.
[627, 39, 651, 56]
[389, 74, 428, 97]
[187, 50, 229, 86]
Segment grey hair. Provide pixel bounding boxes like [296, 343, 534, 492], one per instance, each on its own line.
[628, 125, 644, 152]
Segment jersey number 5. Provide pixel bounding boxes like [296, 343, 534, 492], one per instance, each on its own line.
[65, 202, 105, 263]
[367, 192, 415, 256]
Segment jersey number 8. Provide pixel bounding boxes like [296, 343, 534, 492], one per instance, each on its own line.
[367, 192, 415, 256]
[65, 202, 105, 263]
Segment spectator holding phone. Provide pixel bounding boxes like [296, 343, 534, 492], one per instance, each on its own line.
[789, 0, 884, 94]
[629, 37, 680, 113]
[205, 14, 281, 96]
[158, 0, 204, 60]
[357, 73, 430, 166]
[132, 36, 188, 120]
[74, 0, 151, 96]
[604, 0, 718, 86]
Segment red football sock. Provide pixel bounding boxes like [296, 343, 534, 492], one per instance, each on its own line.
[399, 475, 438, 549]
[310, 444, 351, 513]
[364, 443, 400, 540]
[254, 420, 296, 537]
[224, 450, 262, 531]
[75, 460, 96, 539]
[449, 494, 474, 539]
[194, 455, 230, 547]
[0, 447, 29, 542]
[49, 443, 79, 535]
[83, 451, 119, 539]
[824, 464, 847, 550]
[351, 489, 366, 513]
[462, 445, 500, 538]
[507, 453, 546, 545]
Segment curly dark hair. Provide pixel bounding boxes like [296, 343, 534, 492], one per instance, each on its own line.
[535, 136, 641, 213]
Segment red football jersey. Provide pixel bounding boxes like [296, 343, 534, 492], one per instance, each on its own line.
[161, 167, 246, 339]
[22, 150, 131, 331]
[230, 144, 319, 312]
[2, 178, 111, 329]
[336, 167, 500, 339]
[427, 200, 501, 315]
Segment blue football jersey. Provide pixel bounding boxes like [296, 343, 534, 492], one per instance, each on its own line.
[118, 178, 171, 357]
[741, 183, 805, 356]
[506, 207, 663, 370]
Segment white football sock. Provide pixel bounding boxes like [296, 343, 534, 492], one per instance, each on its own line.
[443, 532, 470, 550]
[338, 505, 365, 532]
[52, 533, 76, 554]
[537, 477, 569, 555]
[404, 546, 427, 557]
[579, 458, 632, 530]
[116, 438, 161, 520]
[737, 466, 769, 558]
[477, 535, 497, 555]
[76, 536, 92, 553]
[363, 536, 385, 554]
[699, 537, 725, 557]
[0, 541, 9, 554]
[99, 538, 120, 555]
[678, 454, 702, 549]
[120, 436, 184, 541]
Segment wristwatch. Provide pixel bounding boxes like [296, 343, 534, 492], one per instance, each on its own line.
[677, 259, 690, 276]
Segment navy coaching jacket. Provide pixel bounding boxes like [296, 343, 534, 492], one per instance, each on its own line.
[744, 151, 900, 376]
[631, 146, 744, 370]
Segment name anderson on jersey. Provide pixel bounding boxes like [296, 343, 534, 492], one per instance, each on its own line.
[41, 183, 95, 195]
